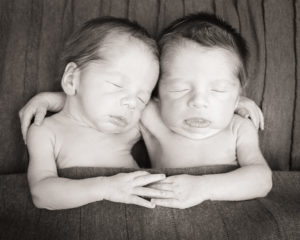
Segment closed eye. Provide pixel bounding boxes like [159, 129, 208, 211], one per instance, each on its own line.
[138, 94, 150, 104]
[138, 97, 146, 104]
[106, 81, 122, 88]
[211, 89, 226, 93]
[168, 89, 189, 93]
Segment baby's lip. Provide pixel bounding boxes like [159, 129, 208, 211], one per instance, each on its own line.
[109, 115, 129, 127]
[184, 117, 211, 128]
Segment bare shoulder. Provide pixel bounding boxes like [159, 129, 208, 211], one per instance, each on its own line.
[26, 114, 61, 146]
[231, 114, 257, 136]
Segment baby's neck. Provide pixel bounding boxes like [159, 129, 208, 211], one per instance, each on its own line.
[170, 127, 224, 140]
[60, 98, 94, 130]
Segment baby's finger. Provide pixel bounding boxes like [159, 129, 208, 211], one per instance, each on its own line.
[240, 108, 250, 118]
[134, 174, 166, 187]
[134, 186, 174, 199]
[250, 112, 259, 130]
[130, 171, 151, 178]
[151, 198, 180, 208]
[149, 182, 173, 191]
[34, 107, 47, 125]
[20, 108, 35, 143]
[154, 176, 176, 184]
[236, 108, 249, 118]
[130, 196, 155, 208]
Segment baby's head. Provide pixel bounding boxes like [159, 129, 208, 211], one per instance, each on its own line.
[157, 13, 249, 139]
[61, 17, 159, 133]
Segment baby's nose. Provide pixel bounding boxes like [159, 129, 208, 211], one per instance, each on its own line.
[188, 91, 209, 109]
[121, 96, 136, 110]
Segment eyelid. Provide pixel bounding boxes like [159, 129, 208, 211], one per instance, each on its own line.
[106, 80, 122, 88]
[212, 89, 226, 92]
[211, 89, 226, 93]
[138, 97, 146, 104]
[137, 94, 149, 104]
[168, 89, 189, 93]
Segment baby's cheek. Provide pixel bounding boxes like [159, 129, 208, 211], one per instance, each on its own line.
[161, 108, 177, 128]
[215, 106, 235, 127]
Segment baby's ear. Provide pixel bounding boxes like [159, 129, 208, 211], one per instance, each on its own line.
[61, 62, 80, 96]
[152, 96, 159, 103]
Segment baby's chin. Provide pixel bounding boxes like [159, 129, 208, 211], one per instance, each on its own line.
[169, 126, 221, 140]
[93, 121, 136, 134]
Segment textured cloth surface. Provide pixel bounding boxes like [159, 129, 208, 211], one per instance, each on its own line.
[0, 0, 300, 173]
[0, 166, 299, 240]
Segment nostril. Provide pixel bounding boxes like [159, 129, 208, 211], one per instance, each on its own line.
[188, 95, 208, 109]
[121, 96, 136, 110]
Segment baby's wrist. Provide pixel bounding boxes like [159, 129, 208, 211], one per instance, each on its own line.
[198, 175, 214, 201]
[93, 176, 107, 201]
[38, 92, 65, 112]
[35, 92, 52, 109]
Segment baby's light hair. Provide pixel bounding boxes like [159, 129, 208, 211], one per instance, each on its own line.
[61, 16, 158, 69]
[158, 13, 249, 91]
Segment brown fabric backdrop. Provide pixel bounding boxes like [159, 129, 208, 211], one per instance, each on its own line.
[0, 0, 299, 173]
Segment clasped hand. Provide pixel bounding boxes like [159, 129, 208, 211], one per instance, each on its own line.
[105, 171, 207, 209]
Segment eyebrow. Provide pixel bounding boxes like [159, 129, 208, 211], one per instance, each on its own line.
[211, 76, 240, 84]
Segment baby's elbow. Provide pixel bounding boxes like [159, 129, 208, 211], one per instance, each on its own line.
[30, 187, 55, 210]
[31, 195, 46, 209]
[258, 167, 273, 197]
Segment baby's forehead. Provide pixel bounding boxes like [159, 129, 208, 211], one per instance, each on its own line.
[162, 41, 240, 74]
[99, 32, 154, 60]
[163, 39, 239, 61]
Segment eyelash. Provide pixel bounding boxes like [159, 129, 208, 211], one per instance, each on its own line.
[138, 97, 147, 104]
[169, 89, 189, 93]
[211, 89, 226, 93]
[107, 81, 122, 88]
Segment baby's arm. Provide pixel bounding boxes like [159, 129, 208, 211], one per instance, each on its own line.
[27, 124, 169, 210]
[151, 119, 272, 209]
[200, 118, 272, 201]
[19, 92, 66, 142]
[200, 119, 272, 201]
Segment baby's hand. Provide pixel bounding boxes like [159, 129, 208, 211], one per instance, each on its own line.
[236, 96, 264, 130]
[150, 174, 208, 209]
[19, 92, 65, 143]
[103, 171, 173, 208]
[19, 93, 49, 142]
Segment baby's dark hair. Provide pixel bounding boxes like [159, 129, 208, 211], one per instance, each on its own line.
[61, 16, 158, 68]
[158, 12, 249, 89]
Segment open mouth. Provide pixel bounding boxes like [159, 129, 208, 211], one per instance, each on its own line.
[184, 118, 211, 128]
[109, 115, 128, 127]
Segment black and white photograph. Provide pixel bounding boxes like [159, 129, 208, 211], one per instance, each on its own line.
[0, 0, 299, 239]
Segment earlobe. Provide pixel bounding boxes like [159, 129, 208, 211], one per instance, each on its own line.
[61, 62, 79, 96]
[153, 97, 159, 103]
